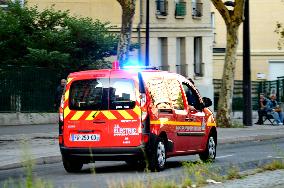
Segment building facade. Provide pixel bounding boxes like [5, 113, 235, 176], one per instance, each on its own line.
[26, 0, 214, 100]
[212, 0, 284, 81]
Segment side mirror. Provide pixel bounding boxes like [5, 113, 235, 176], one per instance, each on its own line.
[202, 97, 212, 108]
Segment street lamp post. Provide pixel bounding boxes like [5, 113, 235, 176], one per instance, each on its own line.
[243, 0, 252, 126]
[145, 0, 150, 66]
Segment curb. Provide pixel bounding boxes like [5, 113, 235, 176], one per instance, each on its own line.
[219, 133, 284, 145]
[0, 156, 61, 171]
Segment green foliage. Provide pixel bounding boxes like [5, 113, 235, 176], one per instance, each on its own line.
[183, 161, 224, 186]
[226, 166, 242, 180]
[0, 1, 119, 74]
[261, 160, 284, 171]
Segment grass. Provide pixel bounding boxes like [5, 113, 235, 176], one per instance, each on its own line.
[230, 120, 245, 128]
[3, 140, 53, 188]
[226, 166, 242, 180]
[261, 160, 284, 171]
[115, 159, 284, 188]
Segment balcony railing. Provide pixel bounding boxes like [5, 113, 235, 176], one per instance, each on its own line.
[192, 2, 203, 18]
[194, 62, 204, 77]
[158, 65, 169, 71]
[176, 64, 188, 77]
[175, 2, 186, 17]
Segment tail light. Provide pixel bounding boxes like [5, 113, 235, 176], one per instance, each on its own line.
[58, 135, 63, 144]
[59, 95, 64, 122]
[59, 95, 64, 136]
[142, 134, 149, 143]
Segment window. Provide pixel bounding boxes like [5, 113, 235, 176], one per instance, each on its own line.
[69, 78, 136, 110]
[182, 83, 199, 108]
[109, 79, 136, 110]
[213, 48, 226, 53]
[156, 0, 168, 16]
[192, 0, 203, 18]
[176, 37, 187, 77]
[69, 79, 108, 110]
[175, 1, 187, 17]
[194, 37, 203, 76]
[165, 79, 184, 110]
[158, 37, 169, 71]
[146, 78, 171, 109]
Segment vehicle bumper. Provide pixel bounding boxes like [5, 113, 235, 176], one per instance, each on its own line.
[60, 146, 146, 161]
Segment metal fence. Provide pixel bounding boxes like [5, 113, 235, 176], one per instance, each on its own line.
[214, 77, 284, 111]
[0, 66, 61, 112]
[258, 76, 284, 102]
[1, 66, 283, 113]
[213, 79, 260, 111]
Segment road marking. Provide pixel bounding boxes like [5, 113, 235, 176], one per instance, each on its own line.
[216, 154, 233, 159]
[267, 156, 284, 159]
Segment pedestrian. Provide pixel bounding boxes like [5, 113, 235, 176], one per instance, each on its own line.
[54, 79, 67, 110]
[267, 94, 283, 125]
[255, 93, 270, 125]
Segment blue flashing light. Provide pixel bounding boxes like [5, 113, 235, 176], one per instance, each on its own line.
[121, 60, 158, 72]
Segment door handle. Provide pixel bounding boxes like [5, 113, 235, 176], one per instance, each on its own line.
[185, 117, 194, 121]
[93, 120, 106, 124]
[78, 130, 92, 133]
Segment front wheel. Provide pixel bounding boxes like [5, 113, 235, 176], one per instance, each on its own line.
[62, 157, 83, 173]
[199, 135, 216, 162]
[148, 138, 166, 172]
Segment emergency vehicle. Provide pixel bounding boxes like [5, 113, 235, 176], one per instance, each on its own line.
[59, 62, 217, 173]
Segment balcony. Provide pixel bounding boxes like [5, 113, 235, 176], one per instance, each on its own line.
[175, 2, 186, 18]
[192, 2, 203, 18]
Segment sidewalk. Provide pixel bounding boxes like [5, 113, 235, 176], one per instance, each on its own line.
[0, 123, 284, 170]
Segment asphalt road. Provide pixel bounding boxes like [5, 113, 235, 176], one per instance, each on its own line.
[1, 138, 284, 188]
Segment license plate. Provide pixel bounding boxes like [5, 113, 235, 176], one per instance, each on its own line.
[71, 134, 100, 142]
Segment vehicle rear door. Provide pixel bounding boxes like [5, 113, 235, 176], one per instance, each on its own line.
[63, 73, 111, 148]
[107, 70, 142, 147]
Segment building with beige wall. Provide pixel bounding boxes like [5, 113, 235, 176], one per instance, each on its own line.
[6, 0, 214, 100]
[212, 0, 284, 81]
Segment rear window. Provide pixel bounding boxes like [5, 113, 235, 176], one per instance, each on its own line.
[69, 78, 136, 110]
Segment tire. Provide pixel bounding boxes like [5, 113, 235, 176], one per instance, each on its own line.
[62, 157, 83, 173]
[148, 137, 166, 172]
[199, 135, 216, 162]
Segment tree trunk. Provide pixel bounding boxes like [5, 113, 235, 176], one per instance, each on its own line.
[117, 2, 136, 65]
[216, 25, 239, 127]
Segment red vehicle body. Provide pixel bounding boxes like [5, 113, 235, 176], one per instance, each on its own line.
[59, 64, 217, 172]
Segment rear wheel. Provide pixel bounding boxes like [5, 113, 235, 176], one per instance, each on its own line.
[149, 137, 166, 172]
[199, 135, 216, 162]
[62, 157, 83, 173]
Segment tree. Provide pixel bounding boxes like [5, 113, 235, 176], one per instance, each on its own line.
[211, 0, 245, 127]
[0, 1, 118, 75]
[116, 0, 136, 66]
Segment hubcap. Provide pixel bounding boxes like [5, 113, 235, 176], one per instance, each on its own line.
[157, 141, 166, 167]
[208, 136, 216, 159]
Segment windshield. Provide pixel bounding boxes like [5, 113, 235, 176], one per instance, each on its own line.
[69, 78, 136, 110]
